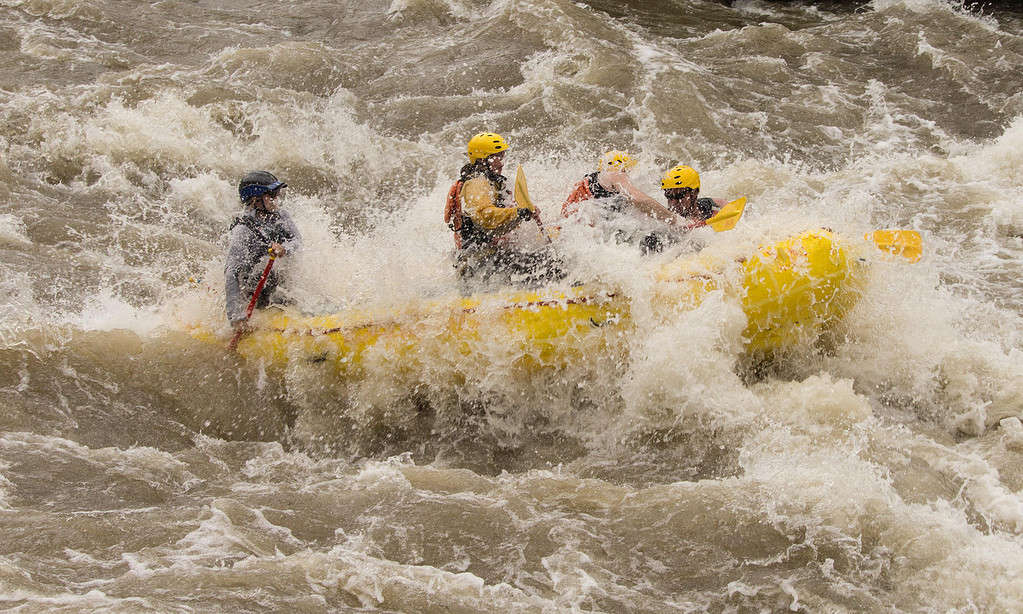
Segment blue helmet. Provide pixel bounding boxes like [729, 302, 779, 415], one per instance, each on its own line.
[239, 170, 287, 202]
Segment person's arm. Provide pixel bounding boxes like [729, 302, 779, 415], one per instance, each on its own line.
[461, 177, 523, 232]
[598, 171, 689, 227]
[224, 226, 252, 325]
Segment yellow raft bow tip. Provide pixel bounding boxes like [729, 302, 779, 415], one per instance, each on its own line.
[865, 229, 923, 263]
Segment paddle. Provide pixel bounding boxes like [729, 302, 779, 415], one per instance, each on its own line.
[514, 166, 553, 244]
[865, 229, 922, 262]
[227, 253, 276, 351]
[702, 197, 746, 232]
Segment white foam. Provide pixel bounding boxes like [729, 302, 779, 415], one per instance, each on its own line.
[0, 270, 40, 334]
[0, 213, 30, 245]
[0, 459, 14, 511]
[258, 545, 549, 611]
[1001, 417, 1023, 451]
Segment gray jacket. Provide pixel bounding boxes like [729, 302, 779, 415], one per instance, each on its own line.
[224, 207, 302, 324]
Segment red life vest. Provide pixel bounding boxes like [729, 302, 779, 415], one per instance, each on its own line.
[561, 179, 591, 218]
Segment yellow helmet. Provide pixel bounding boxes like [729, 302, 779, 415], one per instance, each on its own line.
[467, 132, 509, 161]
[599, 150, 637, 172]
[661, 165, 700, 190]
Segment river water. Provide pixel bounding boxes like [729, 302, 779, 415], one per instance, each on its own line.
[2, 0, 1023, 611]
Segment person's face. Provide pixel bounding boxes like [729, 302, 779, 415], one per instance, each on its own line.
[487, 151, 505, 173]
[253, 188, 283, 212]
[664, 187, 697, 214]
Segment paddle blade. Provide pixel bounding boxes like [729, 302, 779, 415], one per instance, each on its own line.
[866, 229, 922, 262]
[514, 166, 534, 210]
[706, 197, 746, 232]
[513, 166, 554, 244]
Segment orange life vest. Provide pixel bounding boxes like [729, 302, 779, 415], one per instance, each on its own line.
[561, 180, 591, 218]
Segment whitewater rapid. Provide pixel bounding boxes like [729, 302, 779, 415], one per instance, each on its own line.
[2, 0, 1023, 611]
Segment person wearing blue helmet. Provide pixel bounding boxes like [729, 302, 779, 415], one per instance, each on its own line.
[224, 170, 302, 333]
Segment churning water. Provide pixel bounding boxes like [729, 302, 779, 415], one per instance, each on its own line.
[2, 0, 1023, 611]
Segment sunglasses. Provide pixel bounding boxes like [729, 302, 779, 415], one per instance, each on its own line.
[664, 188, 696, 200]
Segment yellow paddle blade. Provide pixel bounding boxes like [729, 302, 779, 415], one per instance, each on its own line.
[514, 166, 534, 210]
[865, 229, 923, 263]
[706, 197, 747, 232]
[514, 166, 553, 244]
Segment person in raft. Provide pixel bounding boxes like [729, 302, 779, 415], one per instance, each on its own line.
[635, 164, 729, 253]
[444, 132, 564, 289]
[660, 164, 725, 226]
[560, 150, 695, 252]
[225, 170, 302, 334]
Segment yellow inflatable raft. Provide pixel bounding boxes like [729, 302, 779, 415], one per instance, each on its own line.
[188, 229, 864, 371]
[654, 229, 863, 352]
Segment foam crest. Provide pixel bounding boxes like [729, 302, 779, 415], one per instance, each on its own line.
[955, 115, 1023, 215]
[81, 95, 243, 184]
[873, 0, 1001, 27]
[3, 0, 99, 20]
[0, 213, 30, 245]
[242, 546, 547, 611]
[0, 271, 41, 341]
[755, 373, 873, 430]
[0, 460, 13, 511]
[619, 290, 756, 430]
[0, 432, 198, 494]
[163, 498, 305, 569]
[72, 288, 160, 335]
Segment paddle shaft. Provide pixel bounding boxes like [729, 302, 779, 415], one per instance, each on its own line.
[680, 213, 726, 232]
[227, 255, 276, 351]
[681, 218, 708, 232]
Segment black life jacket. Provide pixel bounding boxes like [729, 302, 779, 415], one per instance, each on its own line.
[229, 213, 293, 245]
[584, 171, 630, 215]
[585, 172, 617, 200]
[695, 197, 718, 220]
